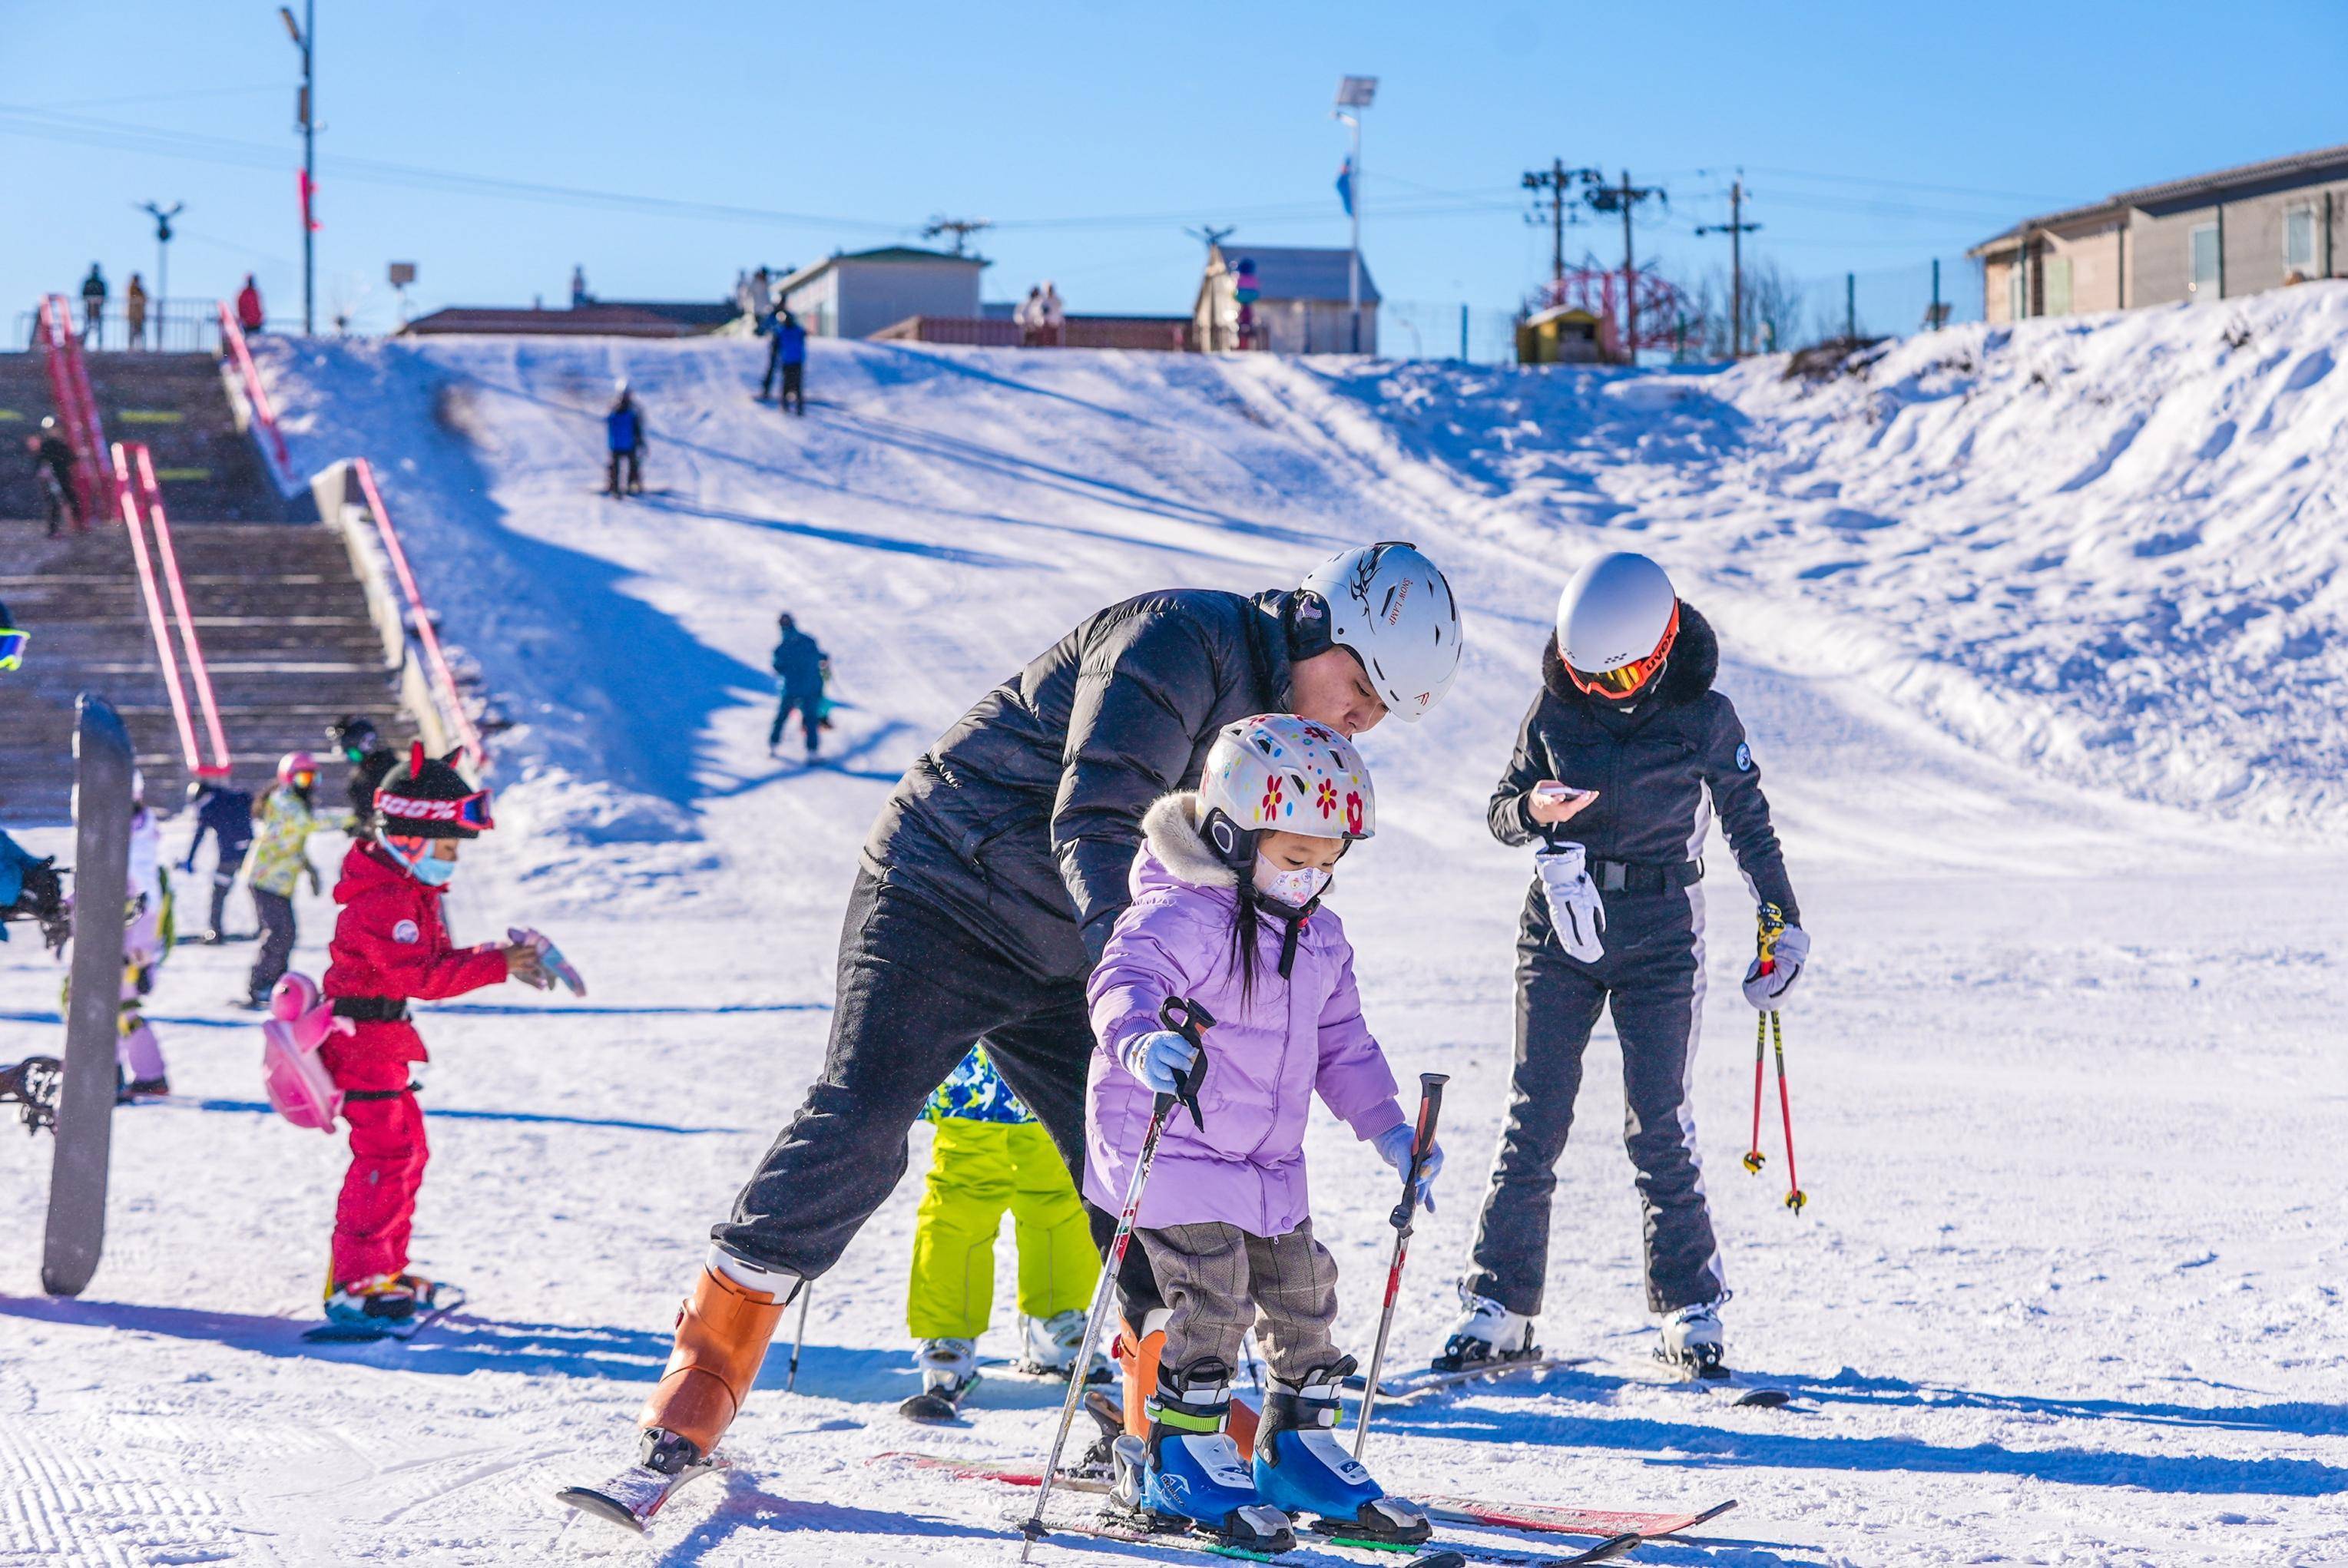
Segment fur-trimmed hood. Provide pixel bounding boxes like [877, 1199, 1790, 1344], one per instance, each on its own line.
[1540, 599, 1720, 710]
[1138, 792, 1239, 890]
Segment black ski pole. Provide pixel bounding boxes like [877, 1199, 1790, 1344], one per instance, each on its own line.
[1352, 1071, 1447, 1460]
[784, 1283, 811, 1393]
[1020, 996, 1212, 1563]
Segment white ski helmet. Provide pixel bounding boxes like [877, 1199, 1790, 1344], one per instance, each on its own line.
[1293, 542, 1462, 723]
[1194, 713, 1376, 871]
[1555, 551, 1681, 705]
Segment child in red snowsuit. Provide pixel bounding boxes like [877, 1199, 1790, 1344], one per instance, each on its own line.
[320, 744, 545, 1330]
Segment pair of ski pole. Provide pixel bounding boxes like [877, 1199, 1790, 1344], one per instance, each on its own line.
[1742, 904, 1807, 1214]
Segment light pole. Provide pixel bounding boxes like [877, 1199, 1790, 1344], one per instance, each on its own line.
[1333, 74, 1376, 354]
[137, 200, 184, 347]
[280, 3, 315, 335]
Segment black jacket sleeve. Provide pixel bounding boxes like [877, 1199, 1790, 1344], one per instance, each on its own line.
[1053, 606, 1226, 961]
[1701, 697, 1799, 923]
[1487, 693, 1550, 849]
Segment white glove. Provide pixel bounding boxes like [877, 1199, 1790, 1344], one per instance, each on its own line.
[1372, 1121, 1442, 1213]
[1742, 925, 1810, 1011]
[1535, 843, 1606, 961]
[1119, 1028, 1198, 1097]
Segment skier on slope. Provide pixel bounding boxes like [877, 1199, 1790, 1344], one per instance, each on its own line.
[1086, 715, 1441, 1551]
[1438, 551, 1807, 1384]
[902, 1044, 1100, 1420]
[767, 612, 830, 760]
[237, 752, 340, 1010]
[762, 309, 808, 415]
[28, 420, 79, 536]
[316, 745, 549, 1331]
[592, 543, 1461, 1511]
[182, 776, 255, 944]
[604, 381, 646, 498]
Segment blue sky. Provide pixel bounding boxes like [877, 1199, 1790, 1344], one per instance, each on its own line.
[5, 1, 2344, 348]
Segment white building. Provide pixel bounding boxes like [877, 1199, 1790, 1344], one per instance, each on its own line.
[1194, 243, 1379, 355]
[775, 246, 987, 339]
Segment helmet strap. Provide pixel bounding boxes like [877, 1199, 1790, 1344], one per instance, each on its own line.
[1198, 806, 1257, 876]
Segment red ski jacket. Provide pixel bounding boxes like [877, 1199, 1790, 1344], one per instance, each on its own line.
[321, 841, 507, 1088]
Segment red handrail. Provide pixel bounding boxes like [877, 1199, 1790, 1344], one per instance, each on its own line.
[131, 445, 233, 776]
[112, 442, 204, 776]
[37, 295, 114, 523]
[217, 301, 293, 483]
[350, 457, 485, 770]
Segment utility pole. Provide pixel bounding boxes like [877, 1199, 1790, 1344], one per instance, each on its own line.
[137, 200, 184, 346]
[921, 217, 993, 256]
[1522, 160, 1599, 297]
[280, 4, 315, 334]
[1694, 177, 1760, 357]
[1333, 76, 1378, 354]
[1184, 223, 1237, 262]
[1585, 169, 1664, 362]
[1846, 272, 1856, 339]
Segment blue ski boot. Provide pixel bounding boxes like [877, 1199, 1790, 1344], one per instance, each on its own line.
[1111, 1357, 1296, 1553]
[1253, 1356, 1432, 1545]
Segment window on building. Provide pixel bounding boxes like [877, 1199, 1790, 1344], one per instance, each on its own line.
[2285, 204, 2318, 275]
[2007, 260, 2028, 321]
[2190, 223, 2220, 297]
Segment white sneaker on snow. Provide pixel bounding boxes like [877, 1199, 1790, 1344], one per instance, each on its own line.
[1656, 1300, 1727, 1380]
[1434, 1287, 1536, 1371]
[1021, 1308, 1108, 1381]
[914, 1335, 978, 1395]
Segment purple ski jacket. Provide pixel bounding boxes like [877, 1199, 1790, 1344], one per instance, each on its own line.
[1084, 793, 1405, 1236]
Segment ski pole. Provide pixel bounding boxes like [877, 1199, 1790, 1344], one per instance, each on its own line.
[784, 1284, 811, 1393]
[1020, 996, 1213, 1563]
[1743, 905, 1785, 1176]
[1352, 1071, 1446, 1461]
[1771, 1010, 1806, 1213]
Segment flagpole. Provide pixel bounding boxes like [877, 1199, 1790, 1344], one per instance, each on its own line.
[1333, 77, 1376, 356]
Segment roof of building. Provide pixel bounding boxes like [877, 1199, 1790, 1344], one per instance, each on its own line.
[1207, 244, 1381, 305]
[1971, 141, 2348, 255]
[399, 300, 737, 337]
[777, 245, 989, 293]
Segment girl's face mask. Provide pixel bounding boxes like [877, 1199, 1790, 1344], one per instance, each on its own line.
[410, 855, 458, 888]
[1253, 855, 1331, 908]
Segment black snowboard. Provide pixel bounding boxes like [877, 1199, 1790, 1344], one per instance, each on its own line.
[44, 695, 131, 1297]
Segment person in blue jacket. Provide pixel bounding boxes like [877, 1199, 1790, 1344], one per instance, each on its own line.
[762, 310, 809, 415]
[767, 611, 830, 759]
[182, 776, 257, 943]
[604, 381, 646, 497]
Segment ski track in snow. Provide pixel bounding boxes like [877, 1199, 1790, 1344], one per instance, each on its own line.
[4, 297, 2347, 1566]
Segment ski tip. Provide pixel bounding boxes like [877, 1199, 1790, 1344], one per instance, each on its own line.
[1581, 1531, 1644, 1564]
[1734, 1388, 1791, 1408]
[555, 1486, 650, 1534]
[1405, 1553, 1469, 1568]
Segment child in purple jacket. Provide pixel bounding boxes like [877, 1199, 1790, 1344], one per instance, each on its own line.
[1085, 713, 1441, 1553]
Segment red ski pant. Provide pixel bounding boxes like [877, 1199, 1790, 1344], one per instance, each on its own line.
[333, 1090, 429, 1285]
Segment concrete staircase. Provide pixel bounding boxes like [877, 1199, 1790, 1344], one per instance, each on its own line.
[0, 350, 283, 522]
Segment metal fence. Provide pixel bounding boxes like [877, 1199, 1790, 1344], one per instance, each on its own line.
[13, 299, 226, 355]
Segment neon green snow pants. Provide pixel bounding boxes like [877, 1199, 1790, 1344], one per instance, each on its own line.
[909, 1117, 1098, 1339]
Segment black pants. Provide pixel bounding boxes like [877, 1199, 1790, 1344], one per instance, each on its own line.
[205, 860, 244, 938]
[248, 888, 296, 1001]
[607, 448, 641, 494]
[769, 687, 822, 753]
[1465, 884, 1724, 1316]
[714, 868, 1158, 1309]
[780, 362, 804, 414]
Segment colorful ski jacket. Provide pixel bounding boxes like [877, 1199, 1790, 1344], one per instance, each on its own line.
[247, 785, 335, 897]
[321, 841, 507, 1085]
[1084, 793, 1402, 1237]
[925, 1045, 1036, 1126]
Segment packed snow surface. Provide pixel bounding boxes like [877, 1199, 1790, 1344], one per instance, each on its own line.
[4, 290, 2345, 1566]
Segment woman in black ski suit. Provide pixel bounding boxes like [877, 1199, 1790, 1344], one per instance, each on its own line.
[1442, 551, 1807, 1381]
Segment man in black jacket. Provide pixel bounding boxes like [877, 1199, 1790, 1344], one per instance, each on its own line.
[615, 544, 1462, 1487]
[1441, 551, 1806, 1384]
[28, 419, 78, 536]
[328, 716, 401, 829]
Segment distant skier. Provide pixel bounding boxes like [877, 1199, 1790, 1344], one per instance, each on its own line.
[235, 274, 265, 335]
[766, 612, 830, 759]
[316, 745, 549, 1331]
[1085, 715, 1436, 1550]
[239, 751, 339, 1009]
[28, 419, 78, 535]
[763, 310, 807, 414]
[80, 263, 107, 348]
[328, 715, 401, 829]
[902, 1045, 1100, 1420]
[604, 381, 646, 497]
[182, 775, 256, 943]
[1439, 551, 1807, 1385]
[125, 273, 149, 351]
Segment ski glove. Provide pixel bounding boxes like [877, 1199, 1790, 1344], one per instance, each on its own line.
[1535, 843, 1606, 962]
[1119, 1028, 1199, 1097]
[1372, 1121, 1443, 1213]
[1742, 924, 1811, 1011]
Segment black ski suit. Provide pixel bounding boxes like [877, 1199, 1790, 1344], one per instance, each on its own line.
[1465, 604, 1798, 1316]
[184, 785, 254, 938]
[344, 746, 400, 829]
[714, 588, 1297, 1306]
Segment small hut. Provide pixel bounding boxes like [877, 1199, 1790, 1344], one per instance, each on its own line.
[1516, 305, 1606, 366]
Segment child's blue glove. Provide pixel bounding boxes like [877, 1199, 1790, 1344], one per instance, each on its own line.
[1119, 1029, 1198, 1097]
[1373, 1121, 1443, 1213]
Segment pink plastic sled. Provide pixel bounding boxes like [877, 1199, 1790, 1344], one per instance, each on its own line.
[260, 972, 353, 1133]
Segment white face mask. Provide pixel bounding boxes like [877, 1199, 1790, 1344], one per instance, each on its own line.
[1253, 855, 1331, 908]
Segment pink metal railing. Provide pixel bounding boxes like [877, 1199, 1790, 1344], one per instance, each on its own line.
[350, 457, 485, 770]
[38, 294, 115, 522]
[112, 442, 204, 776]
[216, 301, 294, 484]
[130, 445, 233, 776]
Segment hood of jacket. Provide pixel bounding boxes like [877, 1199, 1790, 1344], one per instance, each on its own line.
[1136, 792, 1239, 894]
[1540, 598, 1720, 711]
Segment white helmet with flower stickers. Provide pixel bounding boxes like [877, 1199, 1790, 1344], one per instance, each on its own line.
[1194, 713, 1376, 872]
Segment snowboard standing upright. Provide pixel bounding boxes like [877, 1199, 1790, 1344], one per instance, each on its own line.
[43, 696, 131, 1296]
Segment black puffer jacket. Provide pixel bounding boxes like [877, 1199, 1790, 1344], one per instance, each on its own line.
[1489, 602, 1798, 922]
[864, 588, 1293, 981]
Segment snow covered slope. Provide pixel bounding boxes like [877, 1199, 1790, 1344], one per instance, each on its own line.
[0, 302, 2343, 1567]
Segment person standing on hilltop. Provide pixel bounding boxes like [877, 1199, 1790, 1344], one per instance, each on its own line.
[125, 273, 149, 351]
[604, 382, 647, 498]
[79, 264, 107, 348]
[236, 274, 266, 335]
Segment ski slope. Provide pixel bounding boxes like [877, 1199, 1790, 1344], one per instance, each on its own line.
[3, 292, 2346, 1567]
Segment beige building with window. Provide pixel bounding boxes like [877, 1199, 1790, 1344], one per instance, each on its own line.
[1970, 144, 2348, 323]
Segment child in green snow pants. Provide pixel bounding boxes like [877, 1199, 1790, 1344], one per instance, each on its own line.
[910, 1047, 1098, 1338]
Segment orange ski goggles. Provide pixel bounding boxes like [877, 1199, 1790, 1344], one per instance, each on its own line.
[1565, 600, 1681, 702]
